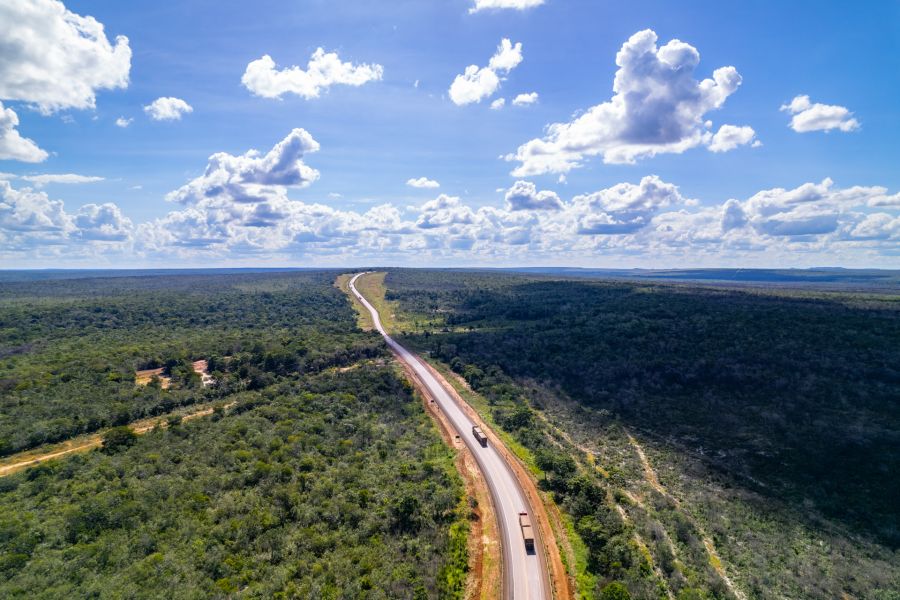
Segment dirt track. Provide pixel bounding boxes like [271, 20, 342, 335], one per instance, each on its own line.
[0, 402, 233, 478]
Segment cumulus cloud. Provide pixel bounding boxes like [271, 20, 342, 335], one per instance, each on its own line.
[848, 213, 900, 240]
[417, 195, 476, 229]
[144, 97, 193, 121]
[512, 92, 539, 106]
[505, 181, 562, 211]
[21, 173, 104, 186]
[0, 180, 71, 236]
[489, 39, 524, 72]
[74, 203, 132, 241]
[781, 95, 859, 133]
[0, 102, 48, 162]
[115, 116, 132, 128]
[708, 124, 758, 152]
[868, 191, 900, 208]
[0, 180, 135, 263]
[571, 176, 687, 234]
[407, 177, 440, 189]
[507, 29, 751, 175]
[491, 98, 506, 110]
[731, 178, 883, 237]
[469, 0, 544, 13]
[242, 49, 383, 100]
[7, 166, 898, 265]
[166, 128, 320, 207]
[0, 0, 131, 114]
[449, 39, 523, 106]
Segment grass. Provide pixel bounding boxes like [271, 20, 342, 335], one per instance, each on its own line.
[334, 273, 374, 331]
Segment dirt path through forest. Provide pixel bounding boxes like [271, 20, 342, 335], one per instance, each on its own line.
[0, 402, 234, 478]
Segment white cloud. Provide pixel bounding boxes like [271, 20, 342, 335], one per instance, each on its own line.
[505, 181, 562, 211]
[0, 179, 135, 263]
[242, 49, 383, 100]
[449, 39, 523, 106]
[847, 213, 900, 241]
[490, 98, 506, 110]
[781, 95, 859, 133]
[407, 177, 440, 189]
[868, 191, 900, 208]
[6, 167, 897, 266]
[489, 39, 524, 72]
[0, 101, 48, 162]
[74, 203, 132, 241]
[417, 194, 476, 229]
[512, 92, 539, 106]
[708, 124, 757, 152]
[571, 176, 687, 234]
[21, 173, 104, 186]
[0, 180, 71, 236]
[115, 116, 132, 128]
[0, 0, 131, 114]
[469, 0, 545, 13]
[731, 178, 879, 237]
[166, 128, 320, 207]
[507, 29, 750, 175]
[144, 97, 193, 121]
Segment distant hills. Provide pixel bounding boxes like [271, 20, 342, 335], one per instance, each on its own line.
[1, 267, 898, 290]
[497, 267, 900, 289]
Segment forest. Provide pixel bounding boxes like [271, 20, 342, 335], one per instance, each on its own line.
[0, 271, 468, 598]
[385, 269, 900, 600]
[0, 271, 382, 455]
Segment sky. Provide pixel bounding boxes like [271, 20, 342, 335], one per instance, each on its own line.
[1, 0, 899, 269]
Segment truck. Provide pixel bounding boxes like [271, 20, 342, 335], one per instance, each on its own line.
[519, 512, 535, 552]
[472, 425, 488, 447]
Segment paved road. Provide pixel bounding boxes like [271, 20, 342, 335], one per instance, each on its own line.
[350, 273, 549, 600]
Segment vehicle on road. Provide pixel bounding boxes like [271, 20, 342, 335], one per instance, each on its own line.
[348, 273, 549, 599]
[472, 425, 488, 447]
[519, 512, 535, 553]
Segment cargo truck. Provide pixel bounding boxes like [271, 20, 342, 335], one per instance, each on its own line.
[472, 425, 488, 447]
[519, 512, 535, 552]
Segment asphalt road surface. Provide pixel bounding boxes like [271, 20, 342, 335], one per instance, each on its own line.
[349, 273, 550, 600]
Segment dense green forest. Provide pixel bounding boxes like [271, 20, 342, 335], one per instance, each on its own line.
[0, 272, 381, 455]
[0, 271, 468, 598]
[385, 269, 900, 599]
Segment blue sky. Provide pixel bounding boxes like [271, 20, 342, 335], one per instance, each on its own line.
[1, 0, 899, 268]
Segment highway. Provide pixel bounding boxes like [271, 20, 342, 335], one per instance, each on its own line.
[349, 273, 550, 600]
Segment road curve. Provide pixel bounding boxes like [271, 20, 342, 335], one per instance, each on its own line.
[349, 273, 550, 600]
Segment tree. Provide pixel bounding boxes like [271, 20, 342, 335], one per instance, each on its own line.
[600, 581, 632, 600]
[101, 426, 137, 453]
